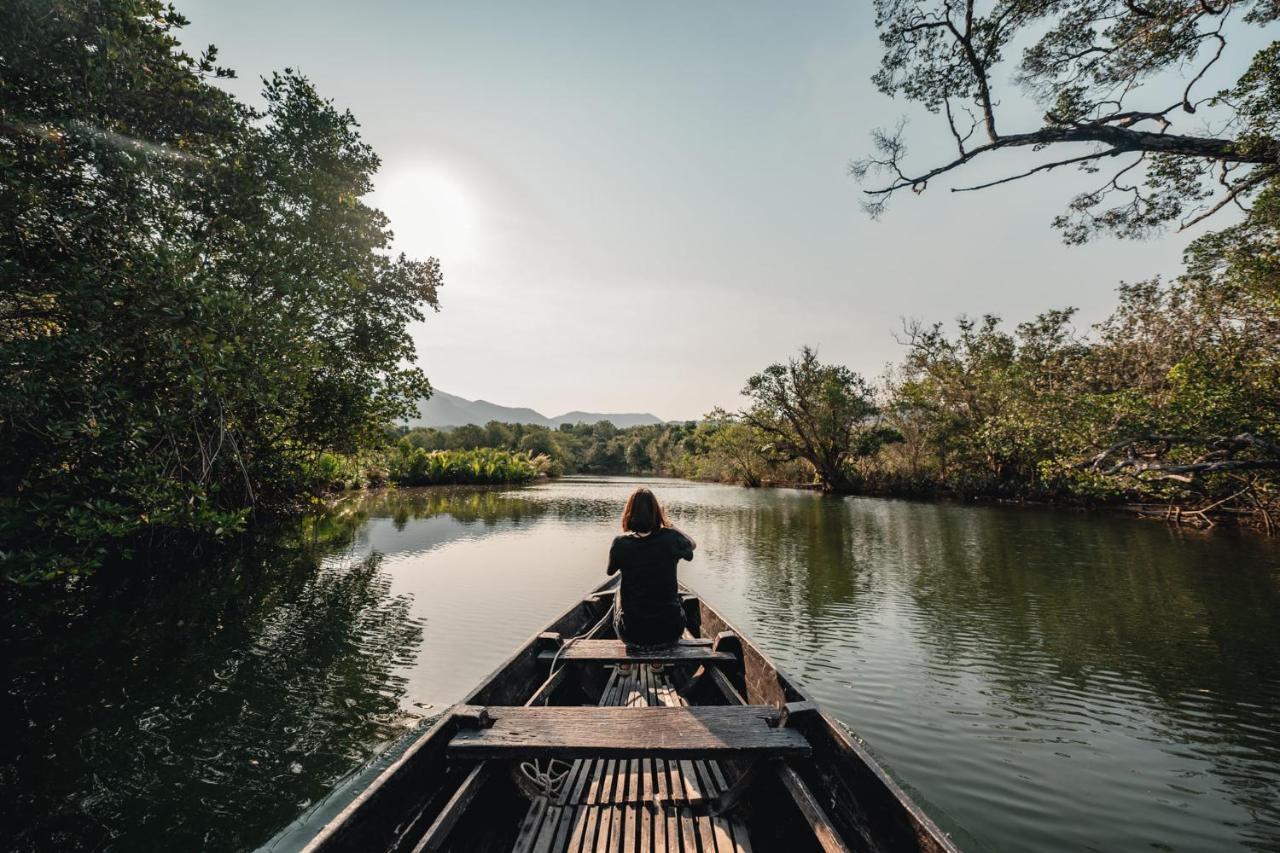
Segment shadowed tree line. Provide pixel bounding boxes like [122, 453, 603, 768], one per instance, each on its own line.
[872, 264, 1278, 529]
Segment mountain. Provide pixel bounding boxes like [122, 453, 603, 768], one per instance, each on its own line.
[406, 390, 663, 429]
[546, 410, 665, 429]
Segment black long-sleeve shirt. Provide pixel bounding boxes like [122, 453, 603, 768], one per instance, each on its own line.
[607, 527, 695, 646]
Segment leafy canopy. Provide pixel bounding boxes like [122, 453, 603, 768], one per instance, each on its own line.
[741, 347, 899, 492]
[855, 0, 1280, 241]
[0, 1, 441, 580]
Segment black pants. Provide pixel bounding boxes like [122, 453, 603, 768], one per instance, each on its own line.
[614, 606, 684, 648]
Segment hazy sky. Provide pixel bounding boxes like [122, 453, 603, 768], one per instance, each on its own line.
[182, 1, 1251, 421]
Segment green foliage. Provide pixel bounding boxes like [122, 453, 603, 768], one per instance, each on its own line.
[391, 414, 806, 488]
[875, 270, 1279, 523]
[742, 346, 900, 492]
[0, 2, 440, 581]
[386, 447, 545, 486]
[884, 311, 1088, 491]
[861, 0, 1280, 240]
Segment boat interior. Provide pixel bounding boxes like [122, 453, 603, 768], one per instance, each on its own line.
[443, 659, 827, 853]
[304, 586, 956, 853]
[528, 662, 752, 851]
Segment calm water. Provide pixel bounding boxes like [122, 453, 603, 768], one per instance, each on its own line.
[4, 477, 1280, 852]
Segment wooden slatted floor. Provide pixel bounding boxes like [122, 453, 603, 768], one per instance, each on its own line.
[511, 665, 753, 852]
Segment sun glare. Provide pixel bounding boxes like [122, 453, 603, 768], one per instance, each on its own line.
[373, 165, 480, 264]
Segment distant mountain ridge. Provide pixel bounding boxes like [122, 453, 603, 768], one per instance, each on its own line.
[406, 390, 663, 429]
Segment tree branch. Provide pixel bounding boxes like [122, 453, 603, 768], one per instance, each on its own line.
[1078, 433, 1280, 481]
[945, 2, 998, 140]
[864, 123, 1279, 198]
[952, 150, 1128, 193]
[1179, 165, 1275, 229]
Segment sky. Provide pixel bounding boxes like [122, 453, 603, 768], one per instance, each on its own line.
[181, 1, 1255, 421]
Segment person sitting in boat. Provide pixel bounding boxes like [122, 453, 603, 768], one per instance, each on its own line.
[606, 487, 696, 650]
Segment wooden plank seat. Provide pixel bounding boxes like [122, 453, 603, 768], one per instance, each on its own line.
[512, 665, 755, 853]
[537, 638, 734, 665]
[449, 704, 810, 760]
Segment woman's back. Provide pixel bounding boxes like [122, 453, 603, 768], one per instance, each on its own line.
[608, 525, 695, 647]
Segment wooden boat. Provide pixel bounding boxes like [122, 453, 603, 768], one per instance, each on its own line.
[301, 579, 960, 853]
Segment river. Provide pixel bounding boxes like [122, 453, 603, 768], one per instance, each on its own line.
[4, 477, 1279, 851]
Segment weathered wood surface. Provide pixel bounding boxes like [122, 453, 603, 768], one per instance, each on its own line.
[307, 578, 958, 853]
[515, 664, 753, 853]
[525, 666, 570, 706]
[536, 638, 732, 665]
[300, 712, 465, 853]
[449, 704, 810, 760]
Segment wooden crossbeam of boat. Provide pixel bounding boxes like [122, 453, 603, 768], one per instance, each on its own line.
[771, 700, 821, 729]
[705, 663, 748, 706]
[536, 638, 733, 665]
[448, 704, 812, 760]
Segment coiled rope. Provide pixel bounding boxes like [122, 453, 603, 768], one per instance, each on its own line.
[518, 758, 574, 797]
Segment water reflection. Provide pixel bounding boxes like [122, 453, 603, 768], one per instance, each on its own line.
[1, 520, 423, 852]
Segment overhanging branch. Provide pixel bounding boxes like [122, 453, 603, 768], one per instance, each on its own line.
[864, 123, 1280, 198]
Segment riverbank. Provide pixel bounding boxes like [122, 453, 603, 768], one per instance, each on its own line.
[676, 473, 1278, 534]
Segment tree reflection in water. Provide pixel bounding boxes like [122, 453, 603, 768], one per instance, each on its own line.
[2, 517, 424, 852]
[323, 484, 550, 533]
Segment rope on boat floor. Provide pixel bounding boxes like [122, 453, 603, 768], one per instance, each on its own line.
[518, 758, 574, 798]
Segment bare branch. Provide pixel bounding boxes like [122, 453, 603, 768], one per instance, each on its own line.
[1182, 31, 1227, 113]
[952, 150, 1128, 193]
[1079, 433, 1280, 482]
[943, 97, 967, 157]
[1179, 166, 1276, 230]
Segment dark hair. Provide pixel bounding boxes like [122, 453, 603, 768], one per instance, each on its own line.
[621, 487, 669, 534]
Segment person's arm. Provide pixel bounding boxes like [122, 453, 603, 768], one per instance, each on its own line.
[670, 527, 696, 561]
[606, 538, 620, 575]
